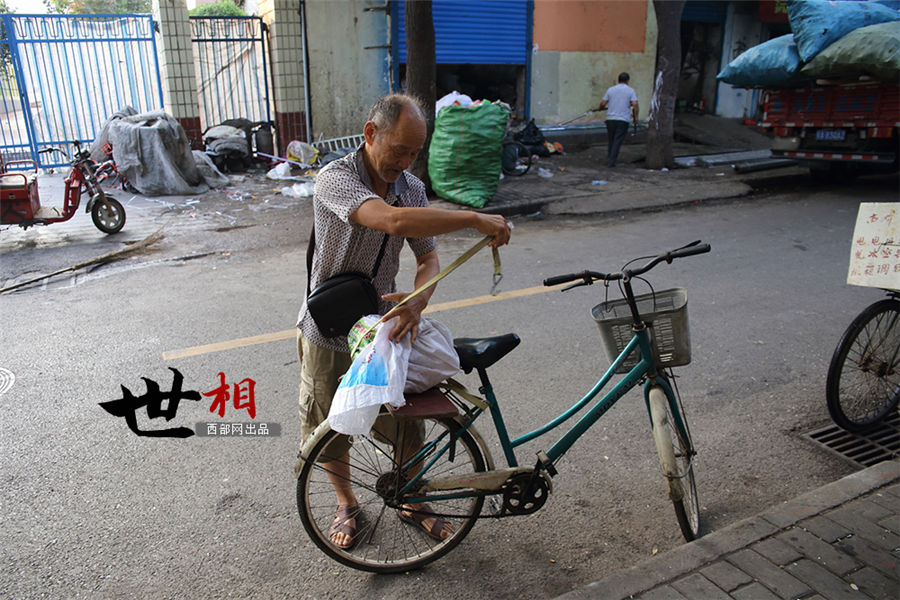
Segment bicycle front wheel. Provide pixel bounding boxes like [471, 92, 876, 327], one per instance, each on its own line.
[826, 298, 900, 433]
[296, 416, 486, 573]
[649, 385, 700, 541]
[91, 195, 125, 234]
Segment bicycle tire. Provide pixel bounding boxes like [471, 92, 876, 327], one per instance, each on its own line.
[649, 385, 700, 541]
[501, 141, 532, 177]
[826, 298, 900, 433]
[296, 416, 486, 573]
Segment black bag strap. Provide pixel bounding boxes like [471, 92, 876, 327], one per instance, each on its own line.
[306, 223, 391, 298]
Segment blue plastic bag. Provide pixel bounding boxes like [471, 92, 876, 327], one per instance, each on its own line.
[787, 0, 900, 62]
[327, 318, 410, 435]
[717, 34, 803, 86]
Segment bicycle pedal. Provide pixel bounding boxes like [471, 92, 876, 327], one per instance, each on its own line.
[487, 496, 503, 516]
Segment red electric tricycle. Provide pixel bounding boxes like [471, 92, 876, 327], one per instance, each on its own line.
[0, 140, 126, 234]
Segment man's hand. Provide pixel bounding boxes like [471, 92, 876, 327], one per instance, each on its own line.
[380, 291, 428, 343]
[474, 214, 511, 248]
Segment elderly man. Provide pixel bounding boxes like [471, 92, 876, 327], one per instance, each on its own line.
[296, 93, 510, 549]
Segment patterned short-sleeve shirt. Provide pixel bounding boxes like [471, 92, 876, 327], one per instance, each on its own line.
[297, 145, 436, 353]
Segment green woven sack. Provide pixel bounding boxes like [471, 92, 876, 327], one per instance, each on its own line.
[428, 102, 508, 209]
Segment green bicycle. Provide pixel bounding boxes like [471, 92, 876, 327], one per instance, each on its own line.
[296, 241, 711, 573]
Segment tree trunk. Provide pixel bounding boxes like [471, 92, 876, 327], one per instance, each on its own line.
[646, 0, 685, 170]
[404, 0, 436, 189]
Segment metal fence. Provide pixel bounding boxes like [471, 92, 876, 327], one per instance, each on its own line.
[1, 14, 271, 167]
[0, 14, 163, 168]
[190, 16, 271, 133]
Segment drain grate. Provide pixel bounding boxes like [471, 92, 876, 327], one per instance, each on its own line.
[804, 412, 900, 468]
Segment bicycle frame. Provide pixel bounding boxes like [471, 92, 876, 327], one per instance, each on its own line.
[397, 322, 692, 501]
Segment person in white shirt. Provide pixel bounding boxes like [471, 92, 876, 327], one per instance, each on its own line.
[598, 72, 639, 168]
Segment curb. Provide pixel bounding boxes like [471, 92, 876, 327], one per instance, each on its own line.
[552, 460, 900, 600]
[431, 174, 758, 219]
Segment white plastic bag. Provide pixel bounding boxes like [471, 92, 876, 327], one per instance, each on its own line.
[281, 182, 315, 198]
[328, 318, 411, 435]
[405, 318, 460, 393]
[266, 162, 294, 180]
[286, 140, 319, 166]
[435, 91, 474, 116]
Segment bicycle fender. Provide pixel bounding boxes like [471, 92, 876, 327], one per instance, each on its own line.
[452, 416, 495, 471]
[294, 419, 334, 478]
[85, 192, 103, 213]
[648, 387, 685, 503]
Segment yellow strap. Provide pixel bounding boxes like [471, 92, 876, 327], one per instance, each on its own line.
[349, 235, 501, 356]
[442, 377, 489, 410]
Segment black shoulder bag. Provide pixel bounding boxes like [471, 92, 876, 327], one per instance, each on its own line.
[305, 226, 390, 338]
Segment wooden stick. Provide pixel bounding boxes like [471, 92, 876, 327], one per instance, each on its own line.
[0, 228, 165, 294]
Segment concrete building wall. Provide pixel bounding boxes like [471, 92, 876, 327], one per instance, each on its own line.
[530, 0, 657, 124]
[305, 0, 391, 140]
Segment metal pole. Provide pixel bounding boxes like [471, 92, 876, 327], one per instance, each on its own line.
[299, 0, 312, 141]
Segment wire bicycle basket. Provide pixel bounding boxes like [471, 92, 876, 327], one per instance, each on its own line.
[592, 287, 691, 374]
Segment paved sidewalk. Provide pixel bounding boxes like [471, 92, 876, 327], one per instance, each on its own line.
[554, 460, 899, 600]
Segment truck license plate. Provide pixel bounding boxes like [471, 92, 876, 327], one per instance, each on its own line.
[815, 129, 846, 141]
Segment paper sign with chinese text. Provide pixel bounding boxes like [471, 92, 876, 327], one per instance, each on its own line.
[847, 203, 900, 290]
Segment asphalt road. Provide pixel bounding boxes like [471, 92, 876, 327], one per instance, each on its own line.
[0, 172, 895, 599]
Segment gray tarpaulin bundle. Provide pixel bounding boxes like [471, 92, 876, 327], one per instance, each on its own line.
[91, 107, 228, 196]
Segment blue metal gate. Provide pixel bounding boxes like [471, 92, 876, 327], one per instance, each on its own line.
[190, 16, 271, 132]
[0, 14, 163, 168]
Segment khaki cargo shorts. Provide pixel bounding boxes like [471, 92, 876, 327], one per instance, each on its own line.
[297, 331, 422, 463]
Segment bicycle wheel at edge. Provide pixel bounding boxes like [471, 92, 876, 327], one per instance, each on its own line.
[648, 385, 700, 541]
[826, 298, 900, 433]
[296, 416, 486, 573]
[501, 141, 532, 176]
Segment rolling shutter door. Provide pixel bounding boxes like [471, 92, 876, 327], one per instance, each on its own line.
[393, 0, 530, 65]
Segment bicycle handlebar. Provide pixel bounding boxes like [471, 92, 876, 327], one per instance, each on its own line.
[543, 270, 621, 287]
[543, 241, 711, 288]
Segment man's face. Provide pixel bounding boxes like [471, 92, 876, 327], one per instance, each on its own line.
[364, 106, 427, 184]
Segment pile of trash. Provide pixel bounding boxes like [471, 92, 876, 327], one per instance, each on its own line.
[262, 136, 366, 199]
[717, 0, 900, 87]
[202, 118, 274, 174]
[89, 107, 366, 200]
[427, 91, 564, 208]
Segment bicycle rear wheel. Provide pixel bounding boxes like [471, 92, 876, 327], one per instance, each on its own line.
[296, 416, 486, 573]
[648, 384, 700, 541]
[826, 298, 900, 433]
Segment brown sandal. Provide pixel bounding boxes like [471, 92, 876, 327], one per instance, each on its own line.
[329, 504, 360, 549]
[398, 505, 453, 541]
